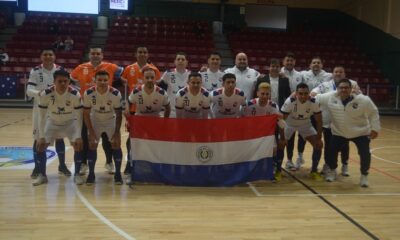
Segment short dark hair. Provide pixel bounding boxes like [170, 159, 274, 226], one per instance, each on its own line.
[40, 48, 55, 55]
[136, 46, 148, 52]
[176, 51, 187, 58]
[95, 70, 109, 78]
[284, 52, 295, 59]
[53, 69, 70, 79]
[89, 46, 103, 52]
[296, 82, 309, 91]
[208, 52, 222, 59]
[333, 65, 345, 70]
[338, 78, 351, 87]
[270, 58, 280, 66]
[311, 56, 322, 62]
[188, 72, 202, 81]
[222, 73, 236, 82]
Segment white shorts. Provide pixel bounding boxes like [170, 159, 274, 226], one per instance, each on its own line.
[44, 119, 81, 143]
[285, 123, 317, 140]
[32, 105, 39, 140]
[90, 117, 116, 140]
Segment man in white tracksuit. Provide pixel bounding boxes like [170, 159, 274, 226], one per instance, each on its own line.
[316, 78, 380, 187]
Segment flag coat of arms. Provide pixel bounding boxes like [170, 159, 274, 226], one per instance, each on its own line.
[129, 115, 277, 186]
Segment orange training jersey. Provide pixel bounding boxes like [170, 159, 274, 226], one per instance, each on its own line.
[71, 61, 122, 95]
[122, 62, 161, 92]
[121, 62, 161, 113]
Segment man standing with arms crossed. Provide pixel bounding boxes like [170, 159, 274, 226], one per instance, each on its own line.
[225, 52, 260, 100]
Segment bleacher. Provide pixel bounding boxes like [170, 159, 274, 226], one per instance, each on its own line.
[1, 13, 91, 74]
[228, 28, 391, 103]
[104, 16, 214, 72]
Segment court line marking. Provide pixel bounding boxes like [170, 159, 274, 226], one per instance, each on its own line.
[74, 186, 136, 240]
[370, 146, 400, 165]
[68, 156, 136, 240]
[283, 170, 379, 240]
[0, 118, 26, 129]
[349, 157, 400, 182]
[247, 184, 400, 197]
[381, 127, 400, 134]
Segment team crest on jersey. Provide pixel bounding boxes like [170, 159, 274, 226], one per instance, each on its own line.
[66, 100, 71, 106]
[83, 68, 89, 75]
[57, 107, 65, 114]
[352, 103, 358, 109]
[130, 68, 136, 76]
[196, 146, 213, 163]
[233, 102, 238, 107]
[306, 108, 310, 113]
[153, 99, 159, 105]
[107, 100, 112, 106]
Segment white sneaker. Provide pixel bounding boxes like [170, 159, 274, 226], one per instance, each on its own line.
[325, 169, 337, 182]
[74, 175, 84, 185]
[360, 174, 369, 187]
[32, 174, 48, 186]
[321, 164, 329, 175]
[341, 164, 349, 176]
[295, 156, 305, 169]
[105, 163, 114, 174]
[126, 174, 132, 185]
[79, 164, 88, 175]
[285, 160, 295, 170]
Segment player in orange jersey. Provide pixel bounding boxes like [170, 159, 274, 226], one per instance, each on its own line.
[71, 47, 123, 176]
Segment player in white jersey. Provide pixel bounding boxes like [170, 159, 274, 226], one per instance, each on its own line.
[128, 66, 171, 117]
[34, 70, 83, 186]
[83, 70, 123, 185]
[301, 57, 333, 90]
[200, 52, 224, 92]
[126, 67, 171, 185]
[175, 72, 211, 119]
[224, 52, 260, 100]
[26, 48, 69, 179]
[291, 57, 332, 168]
[310, 65, 360, 176]
[280, 52, 303, 92]
[211, 73, 246, 118]
[281, 83, 323, 181]
[281, 53, 304, 170]
[158, 52, 191, 116]
[244, 82, 286, 181]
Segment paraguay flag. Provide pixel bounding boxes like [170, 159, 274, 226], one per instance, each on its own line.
[129, 115, 277, 186]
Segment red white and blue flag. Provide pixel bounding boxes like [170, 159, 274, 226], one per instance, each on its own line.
[129, 115, 277, 186]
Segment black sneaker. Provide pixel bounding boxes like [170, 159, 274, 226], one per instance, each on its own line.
[58, 165, 72, 177]
[30, 167, 40, 179]
[114, 173, 123, 185]
[86, 174, 95, 186]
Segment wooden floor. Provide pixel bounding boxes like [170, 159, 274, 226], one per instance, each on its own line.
[0, 108, 399, 240]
